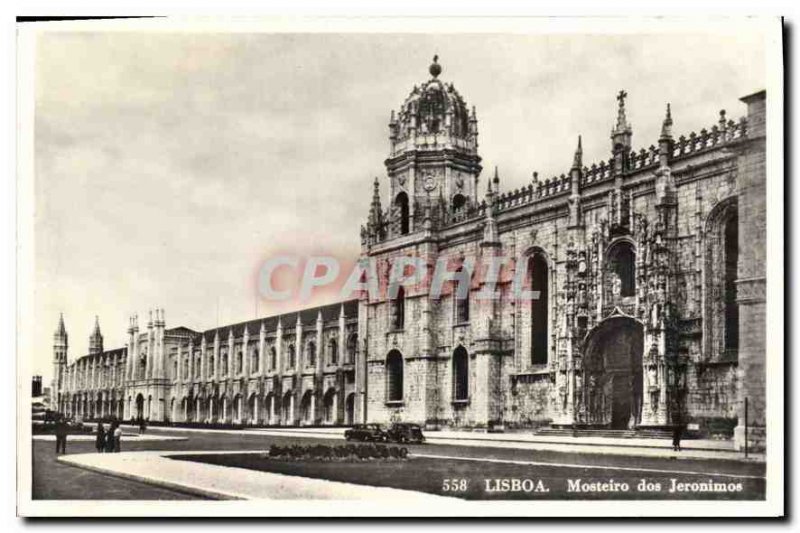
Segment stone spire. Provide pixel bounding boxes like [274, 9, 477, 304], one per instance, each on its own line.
[54, 313, 67, 341]
[611, 89, 632, 154]
[88, 315, 103, 355]
[368, 177, 383, 233]
[572, 135, 583, 170]
[660, 103, 673, 140]
[483, 167, 500, 244]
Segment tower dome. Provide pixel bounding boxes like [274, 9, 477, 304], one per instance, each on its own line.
[375, 56, 482, 242]
[388, 56, 478, 153]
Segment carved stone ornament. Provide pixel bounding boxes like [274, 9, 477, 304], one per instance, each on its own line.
[423, 174, 437, 192]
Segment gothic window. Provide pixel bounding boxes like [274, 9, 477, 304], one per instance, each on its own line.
[395, 192, 410, 235]
[306, 341, 316, 367]
[195, 353, 201, 378]
[207, 354, 214, 377]
[454, 264, 470, 324]
[250, 345, 259, 374]
[529, 252, 550, 366]
[391, 286, 405, 330]
[221, 350, 228, 377]
[606, 241, 636, 298]
[328, 338, 338, 366]
[346, 333, 357, 365]
[236, 350, 243, 375]
[452, 346, 469, 402]
[173, 360, 178, 380]
[705, 198, 739, 361]
[386, 350, 404, 402]
[452, 194, 467, 220]
[287, 344, 296, 369]
[723, 216, 739, 351]
[270, 347, 277, 370]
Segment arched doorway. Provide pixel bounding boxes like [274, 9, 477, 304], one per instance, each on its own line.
[282, 391, 294, 425]
[345, 393, 356, 425]
[300, 391, 313, 425]
[322, 388, 337, 424]
[135, 394, 145, 420]
[582, 316, 644, 429]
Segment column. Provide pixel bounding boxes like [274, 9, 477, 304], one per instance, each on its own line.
[243, 328, 250, 377]
[259, 322, 266, 376]
[188, 341, 194, 384]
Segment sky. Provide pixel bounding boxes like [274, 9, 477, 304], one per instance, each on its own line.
[30, 28, 767, 379]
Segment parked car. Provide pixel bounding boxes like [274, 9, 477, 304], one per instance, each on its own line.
[387, 423, 425, 444]
[344, 423, 388, 442]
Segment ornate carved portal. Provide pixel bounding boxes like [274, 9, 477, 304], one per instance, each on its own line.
[580, 317, 644, 429]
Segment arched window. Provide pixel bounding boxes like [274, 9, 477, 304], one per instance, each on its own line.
[328, 338, 338, 366]
[306, 341, 316, 367]
[287, 344, 296, 369]
[220, 350, 228, 377]
[607, 241, 636, 298]
[723, 215, 739, 352]
[346, 334, 358, 365]
[452, 346, 469, 402]
[452, 194, 467, 220]
[705, 198, 739, 360]
[270, 347, 277, 370]
[386, 350, 404, 402]
[395, 192, 410, 235]
[529, 252, 549, 365]
[391, 286, 405, 330]
[207, 353, 214, 377]
[250, 345, 259, 374]
[236, 350, 243, 375]
[454, 264, 470, 324]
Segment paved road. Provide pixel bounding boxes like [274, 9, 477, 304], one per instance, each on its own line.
[32, 428, 766, 500]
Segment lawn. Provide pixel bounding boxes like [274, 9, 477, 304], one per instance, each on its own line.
[169, 452, 765, 500]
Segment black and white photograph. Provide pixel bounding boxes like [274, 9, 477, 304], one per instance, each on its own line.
[15, 16, 784, 517]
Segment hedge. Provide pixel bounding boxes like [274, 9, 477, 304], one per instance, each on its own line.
[268, 443, 408, 461]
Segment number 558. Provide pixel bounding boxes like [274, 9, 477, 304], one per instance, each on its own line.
[442, 478, 468, 492]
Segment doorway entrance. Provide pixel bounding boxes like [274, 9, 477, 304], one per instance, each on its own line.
[582, 316, 644, 429]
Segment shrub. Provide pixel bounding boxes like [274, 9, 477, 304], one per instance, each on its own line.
[267, 443, 408, 462]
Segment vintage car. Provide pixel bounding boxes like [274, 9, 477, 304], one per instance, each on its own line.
[344, 423, 389, 442]
[386, 422, 425, 444]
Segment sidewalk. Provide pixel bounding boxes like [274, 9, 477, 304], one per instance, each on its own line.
[129, 425, 763, 463]
[34, 434, 187, 443]
[58, 450, 459, 502]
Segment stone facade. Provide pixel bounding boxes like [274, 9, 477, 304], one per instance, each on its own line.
[53, 302, 360, 426]
[358, 59, 766, 450]
[51, 59, 767, 450]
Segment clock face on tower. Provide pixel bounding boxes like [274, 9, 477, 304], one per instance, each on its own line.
[423, 174, 437, 192]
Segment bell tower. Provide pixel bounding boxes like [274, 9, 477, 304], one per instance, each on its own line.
[88, 315, 103, 355]
[52, 314, 68, 409]
[384, 56, 482, 235]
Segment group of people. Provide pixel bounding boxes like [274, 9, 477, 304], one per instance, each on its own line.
[95, 421, 123, 453]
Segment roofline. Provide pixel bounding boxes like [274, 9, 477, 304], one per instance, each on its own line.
[740, 89, 766, 103]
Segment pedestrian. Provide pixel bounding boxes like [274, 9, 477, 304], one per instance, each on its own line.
[113, 423, 122, 453]
[55, 419, 67, 455]
[672, 423, 682, 451]
[105, 423, 116, 453]
[139, 417, 147, 435]
[95, 422, 106, 453]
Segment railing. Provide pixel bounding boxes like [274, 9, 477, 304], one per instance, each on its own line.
[369, 116, 748, 244]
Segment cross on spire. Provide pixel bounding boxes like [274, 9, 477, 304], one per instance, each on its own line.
[617, 90, 628, 106]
